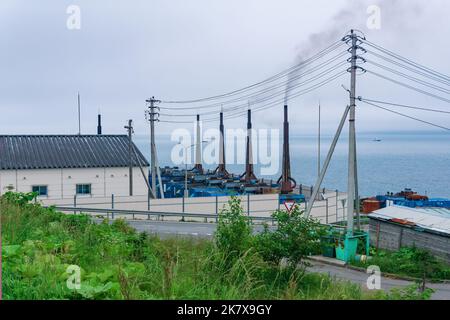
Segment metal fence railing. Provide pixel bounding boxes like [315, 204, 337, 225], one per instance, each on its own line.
[50, 206, 276, 225]
[40, 186, 350, 225]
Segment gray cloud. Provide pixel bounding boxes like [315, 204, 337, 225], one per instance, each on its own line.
[0, 0, 449, 137]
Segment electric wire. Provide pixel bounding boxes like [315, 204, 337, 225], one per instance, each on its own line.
[161, 40, 344, 104]
[158, 36, 450, 131]
[359, 98, 450, 114]
[160, 71, 347, 124]
[360, 100, 450, 131]
[159, 50, 348, 111]
[366, 70, 450, 104]
[365, 50, 450, 86]
[361, 39, 450, 82]
[159, 60, 348, 117]
[365, 60, 450, 94]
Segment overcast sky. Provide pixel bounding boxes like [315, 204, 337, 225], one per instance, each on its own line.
[1, 0, 449, 137]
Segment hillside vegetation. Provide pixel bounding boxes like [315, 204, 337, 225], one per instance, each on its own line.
[1, 192, 430, 300]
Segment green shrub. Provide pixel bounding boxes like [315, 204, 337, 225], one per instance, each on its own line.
[352, 246, 450, 281]
[214, 197, 253, 265]
[255, 205, 326, 267]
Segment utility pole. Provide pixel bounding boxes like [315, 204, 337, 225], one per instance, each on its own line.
[346, 30, 358, 236]
[77, 92, 81, 135]
[125, 119, 133, 196]
[305, 30, 365, 221]
[146, 97, 161, 198]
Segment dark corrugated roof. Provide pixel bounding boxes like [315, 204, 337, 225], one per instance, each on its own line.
[0, 135, 150, 170]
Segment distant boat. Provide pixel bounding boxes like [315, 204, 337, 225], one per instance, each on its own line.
[373, 138, 382, 142]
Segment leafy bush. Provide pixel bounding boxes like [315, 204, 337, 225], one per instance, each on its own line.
[373, 284, 434, 300]
[3, 191, 37, 206]
[214, 197, 253, 265]
[352, 246, 450, 281]
[255, 205, 326, 267]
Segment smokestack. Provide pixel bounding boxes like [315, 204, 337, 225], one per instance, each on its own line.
[97, 114, 102, 135]
[243, 109, 257, 182]
[194, 114, 203, 173]
[215, 111, 229, 177]
[279, 104, 294, 194]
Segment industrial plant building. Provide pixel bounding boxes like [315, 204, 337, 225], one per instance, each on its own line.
[0, 135, 149, 198]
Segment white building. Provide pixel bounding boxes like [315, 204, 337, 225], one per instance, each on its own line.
[0, 135, 150, 199]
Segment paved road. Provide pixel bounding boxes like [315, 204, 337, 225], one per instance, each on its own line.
[124, 219, 270, 239]
[307, 261, 450, 300]
[128, 220, 216, 238]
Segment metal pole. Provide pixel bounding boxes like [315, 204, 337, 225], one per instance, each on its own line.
[154, 148, 165, 199]
[355, 139, 361, 230]
[215, 196, 218, 223]
[125, 120, 133, 196]
[346, 30, 358, 236]
[336, 189, 339, 222]
[278, 193, 280, 211]
[318, 102, 321, 178]
[185, 149, 188, 198]
[111, 194, 115, 219]
[247, 193, 251, 226]
[74, 194, 77, 208]
[77, 92, 81, 135]
[305, 105, 350, 218]
[326, 198, 329, 224]
[131, 144, 154, 198]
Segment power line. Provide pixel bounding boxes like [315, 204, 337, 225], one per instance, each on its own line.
[366, 70, 450, 104]
[362, 39, 450, 82]
[360, 100, 450, 131]
[160, 51, 348, 111]
[159, 60, 348, 117]
[365, 50, 450, 86]
[160, 71, 347, 123]
[161, 40, 344, 104]
[366, 60, 450, 94]
[358, 97, 450, 114]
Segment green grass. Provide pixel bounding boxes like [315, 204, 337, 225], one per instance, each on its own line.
[351, 247, 450, 281]
[0, 195, 430, 300]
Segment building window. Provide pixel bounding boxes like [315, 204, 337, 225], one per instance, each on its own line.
[76, 184, 91, 195]
[32, 185, 48, 196]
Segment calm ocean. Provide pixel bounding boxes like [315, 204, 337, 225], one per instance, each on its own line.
[134, 131, 450, 198]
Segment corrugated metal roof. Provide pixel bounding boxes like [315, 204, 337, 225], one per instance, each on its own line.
[0, 135, 149, 170]
[369, 205, 450, 236]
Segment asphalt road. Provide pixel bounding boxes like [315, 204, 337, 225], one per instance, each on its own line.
[128, 220, 216, 238]
[307, 261, 450, 300]
[124, 219, 270, 239]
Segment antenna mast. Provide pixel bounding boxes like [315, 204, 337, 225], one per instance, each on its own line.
[77, 92, 81, 135]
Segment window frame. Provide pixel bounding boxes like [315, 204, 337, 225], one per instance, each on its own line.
[32, 185, 48, 197]
[76, 183, 92, 196]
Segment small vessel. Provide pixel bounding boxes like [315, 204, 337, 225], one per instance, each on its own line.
[373, 138, 382, 142]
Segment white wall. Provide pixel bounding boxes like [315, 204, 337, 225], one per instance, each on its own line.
[0, 166, 149, 199]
